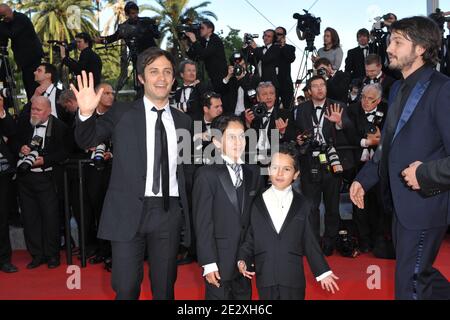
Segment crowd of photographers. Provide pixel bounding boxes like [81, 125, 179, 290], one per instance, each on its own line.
[0, 0, 449, 275]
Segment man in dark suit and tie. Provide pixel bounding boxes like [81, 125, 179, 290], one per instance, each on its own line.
[362, 54, 395, 103]
[350, 17, 450, 300]
[193, 115, 262, 300]
[186, 20, 227, 93]
[345, 29, 373, 81]
[73, 48, 193, 300]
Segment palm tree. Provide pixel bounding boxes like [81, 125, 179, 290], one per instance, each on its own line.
[147, 0, 217, 59]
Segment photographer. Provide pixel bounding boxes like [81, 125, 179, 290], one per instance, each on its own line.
[15, 96, 70, 269]
[172, 60, 209, 120]
[61, 33, 102, 88]
[345, 28, 374, 81]
[275, 27, 296, 109]
[222, 52, 260, 115]
[362, 54, 395, 103]
[314, 57, 350, 103]
[312, 27, 343, 71]
[0, 4, 44, 100]
[0, 96, 18, 273]
[185, 20, 227, 92]
[95, 1, 160, 56]
[346, 84, 393, 257]
[286, 75, 355, 256]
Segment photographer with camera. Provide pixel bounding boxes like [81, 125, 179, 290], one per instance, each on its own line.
[0, 95, 18, 273]
[275, 27, 296, 109]
[0, 4, 44, 100]
[243, 81, 290, 157]
[14, 96, 69, 269]
[172, 60, 209, 120]
[345, 29, 374, 81]
[287, 75, 355, 256]
[312, 27, 343, 71]
[95, 1, 160, 56]
[222, 52, 260, 115]
[361, 54, 395, 103]
[314, 57, 350, 104]
[346, 84, 393, 257]
[61, 33, 102, 88]
[185, 20, 227, 93]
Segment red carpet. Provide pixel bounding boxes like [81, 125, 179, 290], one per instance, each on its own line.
[1, 236, 449, 300]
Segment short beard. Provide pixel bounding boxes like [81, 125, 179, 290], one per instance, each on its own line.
[389, 47, 418, 71]
[30, 116, 42, 127]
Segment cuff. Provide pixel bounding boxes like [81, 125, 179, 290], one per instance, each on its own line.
[335, 123, 343, 130]
[202, 263, 219, 277]
[360, 138, 368, 148]
[316, 270, 333, 282]
[223, 78, 230, 84]
[78, 110, 92, 122]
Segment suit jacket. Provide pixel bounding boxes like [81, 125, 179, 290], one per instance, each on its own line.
[344, 45, 374, 81]
[221, 72, 260, 115]
[173, 82, 209, 120]
[356, 68, 450, 229]
[286, 99, 357, 174]
[15, 115, 70, 170]
[277, 44, 296, 87]
[238, 190, 330, 289]
[327, 71, 351, 103]
[74, 100, 193, 245]
[252, 45, 281, 88]
[62, 47, 102, 87]
[193, 163, 262, 281]
[0, 110, 17, 168]
[0, 11, 43, 68]
[416, 157, 450, 196]
[187, 33, 227, 84]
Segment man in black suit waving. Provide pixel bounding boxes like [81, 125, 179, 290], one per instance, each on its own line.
[74, 48, 193, 300]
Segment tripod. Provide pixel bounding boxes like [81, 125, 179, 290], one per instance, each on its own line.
[292, 39, 318, 108]
[115, 38, 140, 98]
[0, 47, 19, 115]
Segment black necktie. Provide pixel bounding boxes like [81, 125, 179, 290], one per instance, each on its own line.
[152, 107, 169, 211]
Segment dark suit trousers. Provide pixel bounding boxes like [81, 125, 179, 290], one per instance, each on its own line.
[0, 173, 13, 264]
[21, 61, 41, 100]
[18, 172, 60, 259]
[392, 214, 450, 300]
[111, 197, 183, 300]
[205, 273, 251, 300]
[258, 285, 305, 300]
[301, 169, 342, 243]
[278, 81, 294, 109]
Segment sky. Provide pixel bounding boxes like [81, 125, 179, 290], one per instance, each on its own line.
[135, 0, 449, 82]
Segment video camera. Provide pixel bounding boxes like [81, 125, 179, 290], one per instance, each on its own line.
[244, 33, 259, 46]
[429, 8, 450, 31]
[293, 9, 321, 50]
[17, 135, 43, 173]
[246, 89, 268, 119]
[47, 40, 77, 52]
[176, 17, 201, 41]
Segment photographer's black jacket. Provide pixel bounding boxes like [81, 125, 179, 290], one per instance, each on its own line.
[104, 17, 160, 54]
[0, 11, 44, 68]
[220, 72, 261, 115]
[62, 47, 102, 88]
[0, 110, 17, 169]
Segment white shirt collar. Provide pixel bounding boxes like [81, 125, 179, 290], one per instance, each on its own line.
[266, 106, 274, 114]
[364, 107, 378, 114]
[143, 96, 170, 113]
[45, 84, 55, 94]
[271, 185, 292, 196]
[221, 154, 244, 165]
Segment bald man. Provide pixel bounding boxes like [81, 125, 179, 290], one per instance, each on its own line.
[16, 96, 69, 269]
[0, 4, 44, 99]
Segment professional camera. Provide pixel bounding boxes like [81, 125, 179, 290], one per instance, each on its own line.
[297, 130, 320, 155]
[230, 52, 245, 77]
[326, 146, 343, 174]
[315, 67, 327, 77]
[246, 89, 268, 119]
[244, 33, 259, 46]
[293, 9, 321, 50]
[92, 143, 106, 171]
[429, 8, 450, 30]
[365, 110, 384, 135]
[176, 17, 201, 41]
[17, 135, 43, 173]
[47, 40, 77, 52]
[336, 229, 359, 258]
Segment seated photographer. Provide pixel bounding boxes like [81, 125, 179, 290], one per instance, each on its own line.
[185, 20, 227, 93]
[361, 54, 395, 104]
[243, 81, 290, 161]
[173, 60, 209, 120]
[14, 96, 70, 270]
[275, 27, 296, 109]
[0, 96, 18, 273]
[346, 84, 393, 257]
[312, 27, 343, 71]
[95, 1, 160, 56]
[61, 32, 102, 88]
[221, 52, 260, 116]
[314, 57, 350, 104]
[345, 28, 374, 81]
[286, 75, 355, 256]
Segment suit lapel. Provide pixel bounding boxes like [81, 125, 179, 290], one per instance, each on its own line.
[132, 100, 147, 166]
[241, 165, 253, 216]
[218, 165, 240, 215]
[279, 193, 301, 235]
[255, 195, 278, 234]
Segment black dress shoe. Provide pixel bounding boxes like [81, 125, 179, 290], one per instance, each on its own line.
[0, 262, 18, 273]
[89, 255, 105, 265]
[27, 258, 46, 269]
[47, 257, 60, 269]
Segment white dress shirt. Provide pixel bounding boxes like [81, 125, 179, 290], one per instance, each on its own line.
[178, 83, 194, 112]
[262, 185, 332, 282]
[202, 154, 244, 276]
[43, 84, 58, 118]
[257, 107, 274, 151]
[29, 119, 51, 173]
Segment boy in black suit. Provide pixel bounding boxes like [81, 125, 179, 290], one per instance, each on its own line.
[193, 115, 262, 300]
[238, 144, 339, 300]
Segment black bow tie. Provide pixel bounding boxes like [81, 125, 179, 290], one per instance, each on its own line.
[315, 106, 323, 110]
[361, 46, 368, 50]
[182, 85, 195, 90]
[35, 124, 46, 128]
[205, 122, 211, 127]
[366, 111, 376, 117]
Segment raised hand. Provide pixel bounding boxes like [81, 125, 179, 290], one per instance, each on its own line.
[324, 104, 343, 126]
[70, 71, 104, 117]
